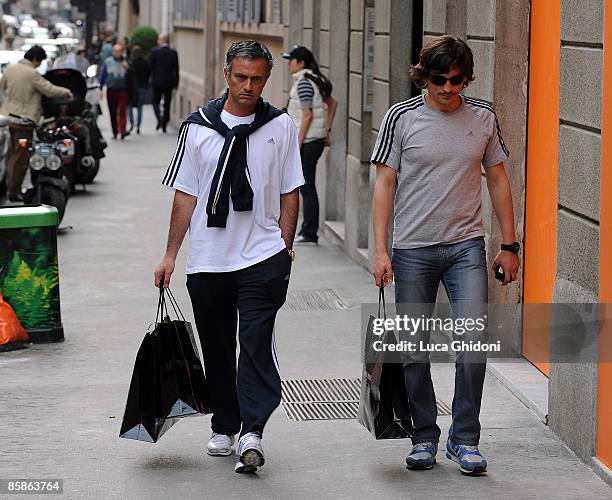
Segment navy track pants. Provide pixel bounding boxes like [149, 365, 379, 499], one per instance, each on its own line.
[186, 249, 292, 437]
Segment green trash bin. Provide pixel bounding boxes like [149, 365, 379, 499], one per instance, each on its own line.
[0, 205, 64, 342]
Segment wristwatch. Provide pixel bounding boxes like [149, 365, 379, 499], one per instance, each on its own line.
[501, 242, 520, 254]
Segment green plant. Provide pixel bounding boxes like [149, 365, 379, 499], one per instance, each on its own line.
[0, 252, 59, 329]
[130, 26, 159, 58]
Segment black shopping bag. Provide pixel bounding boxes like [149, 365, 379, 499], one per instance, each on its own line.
[119, 288, 212, 443]
[358, 286, 413, 439]
[155, 288, 213, 419]
[118, 330, 179, 442]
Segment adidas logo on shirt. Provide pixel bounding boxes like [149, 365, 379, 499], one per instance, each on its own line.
[267, 137, 275, 144]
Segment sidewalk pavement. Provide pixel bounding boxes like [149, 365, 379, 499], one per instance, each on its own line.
[0, 107, 609, 499]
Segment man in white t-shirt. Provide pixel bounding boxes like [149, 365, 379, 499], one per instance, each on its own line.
[154, 40, 304, 474]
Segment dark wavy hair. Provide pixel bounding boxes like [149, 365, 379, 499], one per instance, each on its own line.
[130, 44, 144, 60]
[225, 40, 274, 77]
[303, 58, 333, 102]
[410, 36, 474, 89]
[24, 45, 47, 63]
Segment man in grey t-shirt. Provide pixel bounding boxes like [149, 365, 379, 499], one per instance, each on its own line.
[371, 36, 520, 475]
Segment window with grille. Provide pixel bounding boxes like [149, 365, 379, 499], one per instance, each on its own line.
[174, 0, 202, 22]
[218, 0, 282, 24]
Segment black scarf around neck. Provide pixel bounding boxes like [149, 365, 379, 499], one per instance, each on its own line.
[184, 90, 284, 228]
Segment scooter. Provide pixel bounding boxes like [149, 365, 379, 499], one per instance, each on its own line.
[42, 67, 106, 190]
[85, 63, 102, 119]
[10, 114, 72, 222]
[0, 115, 11, 198]
[52, 54, 103, 124]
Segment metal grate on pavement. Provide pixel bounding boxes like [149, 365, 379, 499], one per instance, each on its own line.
[436, 399, 452, 416]
[282, 401, 361, 420]
[281, 378, 451, 421]
[283, 289, 348, 312]
[281, 378, 359, 420]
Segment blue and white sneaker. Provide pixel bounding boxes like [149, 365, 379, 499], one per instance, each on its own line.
[405, 442, 438, 470]
[446, 439, 487, 474]
[207, 432, 235, 456]
[235, 432, 265, 473]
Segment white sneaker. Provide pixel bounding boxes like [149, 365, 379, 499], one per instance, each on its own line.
[207, 432, 235, 456]
[235, 432, 265, 473]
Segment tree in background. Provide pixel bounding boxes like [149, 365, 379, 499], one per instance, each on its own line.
[129, 26, 159, 59]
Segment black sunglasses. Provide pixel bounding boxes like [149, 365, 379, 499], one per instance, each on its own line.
[428, 74, 465, 86]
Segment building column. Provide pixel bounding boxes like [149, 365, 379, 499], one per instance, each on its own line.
[488, 0, 529, 355]
[323, 0, 349, 223]
[344, 0, 373, 265]
[445, 0, 466, 39]
[596, 0, 612, 473]
[548, 0, 603, 463]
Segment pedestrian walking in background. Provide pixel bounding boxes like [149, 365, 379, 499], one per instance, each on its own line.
[87, 34, 101, 65]
[99, 31, 114, 62]
[371, 36, 520, 475]
[155, 40, 303, 474]
[127, 45, 149, 135]
[149, 34, 179, 133]
[284, 45, 337, 245]
[0, 45, 72, 201]
[100, 44, 130, 139]
[119, 37, 130, 58]
[4, 24, 15, 50]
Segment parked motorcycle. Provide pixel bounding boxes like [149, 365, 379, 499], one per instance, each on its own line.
[52, 54, 102, 119]
[9, 113, 72, 222]
[0, 114, 11, 197]
[85, 63, 102, 120]
[41, 67, 106, 190]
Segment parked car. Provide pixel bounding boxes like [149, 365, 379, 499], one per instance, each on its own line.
[0, 50, 26, 108]
[52, 38, 81, 51]
[31, 26, 50, 40]
[18, 43, 57, 74]
[2, 14, 18, 28]
[18, 18, 39, 38]
[0, 50, 25, 78]
[53, 22, 75, 38]
[22, 38, 77, 59]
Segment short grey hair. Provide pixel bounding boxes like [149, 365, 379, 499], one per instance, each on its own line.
[225, 40, 274, 77]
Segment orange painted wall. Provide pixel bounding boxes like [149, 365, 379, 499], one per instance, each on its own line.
[522, 0, 561, 376]
[596, 0, 612, 470]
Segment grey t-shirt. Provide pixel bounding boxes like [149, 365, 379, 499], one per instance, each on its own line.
[371, 94, 509, 249]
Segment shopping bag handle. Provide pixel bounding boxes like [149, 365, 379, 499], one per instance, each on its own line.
[154, 288, 199, 412]
[165, 288, 187, 322]
[155, 287, 187, 324]
[377, 286, 387, 320]
[156, 286, 169, 324]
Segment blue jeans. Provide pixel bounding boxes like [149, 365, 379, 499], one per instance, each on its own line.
[128, 88, 147, 128]
[392, 237, 488, 446]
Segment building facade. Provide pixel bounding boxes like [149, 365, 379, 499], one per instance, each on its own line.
[118, 0, 612, 482]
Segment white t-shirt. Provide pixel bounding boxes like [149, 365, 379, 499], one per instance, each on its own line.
[162, 110, 304, 273]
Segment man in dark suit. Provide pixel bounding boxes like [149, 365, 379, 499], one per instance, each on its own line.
[149, 34, 179, 133]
